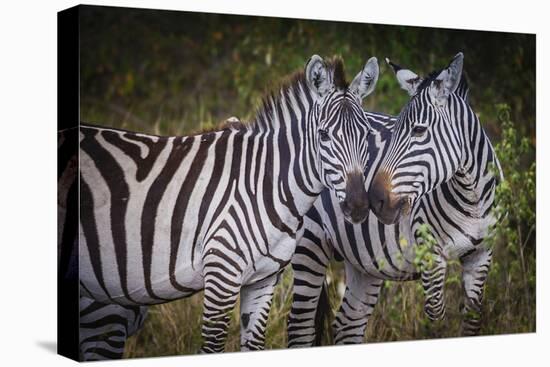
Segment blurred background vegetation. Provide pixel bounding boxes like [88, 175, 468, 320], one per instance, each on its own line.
[78, 5, 535, 357]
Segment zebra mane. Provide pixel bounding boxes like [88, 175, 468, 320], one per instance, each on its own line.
[416, 69, 470, 100]
[416, 69, 441, 91]
[186, 57, 349, 134]
[188, 118, 246, 135]
[252, 56, 349, 127]
[455, 74, 470, 102]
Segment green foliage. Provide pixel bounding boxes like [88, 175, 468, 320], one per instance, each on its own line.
[492, 104, 536, 231]
[413, 225, 437, 272]
[482, 104, 536, 334]
[79, 6, 535, 138]
[78, 6, 535, 356]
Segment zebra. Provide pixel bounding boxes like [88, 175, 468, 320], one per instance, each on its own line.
[369, 52, 502, 335]
[59, 127, 150, 361]
[62, 54, 383, 358]
[287, 53, 502, 347]
[79, 297, 148, 360]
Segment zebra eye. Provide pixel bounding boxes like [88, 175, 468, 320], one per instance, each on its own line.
[318, 129, 330, 142]
[412, 125, 427, 137]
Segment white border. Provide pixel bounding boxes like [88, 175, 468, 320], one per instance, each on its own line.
[0, 1, 545, 366]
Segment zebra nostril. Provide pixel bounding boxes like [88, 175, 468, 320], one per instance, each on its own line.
[339, 200, 352, 217]
[374, 198, 384, 214]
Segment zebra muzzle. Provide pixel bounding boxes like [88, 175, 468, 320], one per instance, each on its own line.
[340, 172, 369, 224]
[368, 171, 408, 225]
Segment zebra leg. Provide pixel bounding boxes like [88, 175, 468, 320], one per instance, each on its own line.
[287, 225, 331, 348]
[460, 246, 492, 336]
[239, 274, 278, 351]
[287, 266, 328, 348]
[79, 296, 148, 361]
[333, 264, 383, 345]
[200, 271, 240, 353]
[422, 252, 448, 321]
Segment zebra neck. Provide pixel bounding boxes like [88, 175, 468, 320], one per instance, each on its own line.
[452, 111, 501, 218]
[248, 86, 325, 219]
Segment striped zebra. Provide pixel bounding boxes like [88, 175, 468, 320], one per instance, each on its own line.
[287, 53, 502, 347]
[370, 53, 502, 335]
[59, 127, 150, 361]
[79, 297, 148, 360]
[62, 55, 382, 357]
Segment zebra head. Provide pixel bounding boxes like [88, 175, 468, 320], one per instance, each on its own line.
[306, 55, 379, 224]
[369, 53, 465, 224]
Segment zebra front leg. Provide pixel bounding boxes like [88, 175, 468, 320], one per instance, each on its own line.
[421, 251, 448, 321]
[200, 271, 240, 353]
[287, 229, 331, 348]
[239, 274, 278, 351]
[333, 264, 382, 345]
[460, 246, 492, 336]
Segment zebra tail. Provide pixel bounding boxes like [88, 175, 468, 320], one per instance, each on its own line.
[314, 281, 332, 346]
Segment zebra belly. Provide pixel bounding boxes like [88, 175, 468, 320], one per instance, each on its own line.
[242, 233, 298, 286]
[79, 202, 210, 305]
[78, 131, 212, 306]
[329, 214, 419, 281]
[80, 247, 204, 305]
[415, 196, 497, 260]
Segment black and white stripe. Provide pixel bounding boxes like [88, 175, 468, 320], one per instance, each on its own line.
[79, 296, 148, 360]
[288, 54, 502, 347]
[59, 55, 382, 357]
[288, 111, 406, 347]
[370, 54, 502, 337]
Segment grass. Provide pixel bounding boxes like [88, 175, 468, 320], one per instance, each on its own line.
[124, 267, 296, 357]
[124, 235, 535, 358]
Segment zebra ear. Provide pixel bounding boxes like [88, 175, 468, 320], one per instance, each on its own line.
[387, 58, 423, 96]
[305, 55, 332, 98]
[350, 57, 379, 100]
[429, 52, 464, 107]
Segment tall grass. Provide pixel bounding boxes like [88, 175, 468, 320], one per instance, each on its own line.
[124, 267, 296, 356]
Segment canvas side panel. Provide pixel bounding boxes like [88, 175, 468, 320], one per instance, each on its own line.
[57, 5, 80, 361]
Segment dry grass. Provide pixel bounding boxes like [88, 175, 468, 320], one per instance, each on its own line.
[124, 267, 295, 357]
[124, 242, 535, 358]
